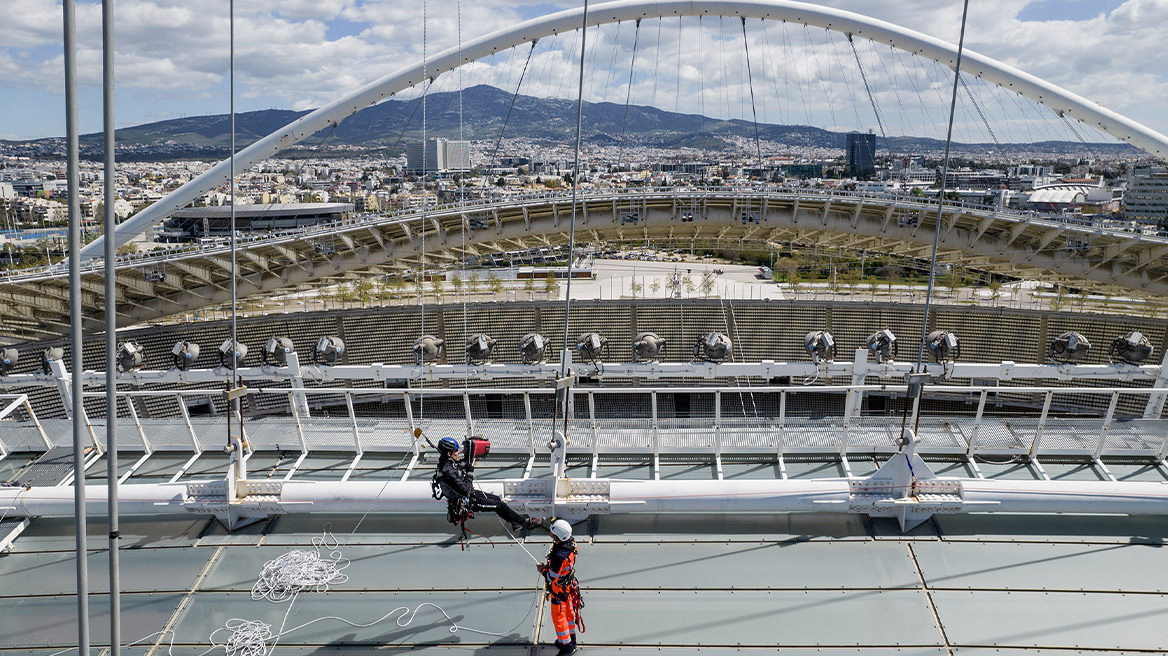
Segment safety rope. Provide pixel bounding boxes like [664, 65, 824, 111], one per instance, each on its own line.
[251, 531, 350, 602]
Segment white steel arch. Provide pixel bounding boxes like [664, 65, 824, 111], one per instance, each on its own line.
[82, 0, 1168, 258]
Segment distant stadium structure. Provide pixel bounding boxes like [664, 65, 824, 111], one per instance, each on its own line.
[158, 203, 353, 241]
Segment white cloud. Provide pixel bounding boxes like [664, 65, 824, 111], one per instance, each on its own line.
[3, 0, 1166, 143]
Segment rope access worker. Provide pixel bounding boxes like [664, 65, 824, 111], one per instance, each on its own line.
[538, 519, 583, 655]
[433, 437, 545, 532]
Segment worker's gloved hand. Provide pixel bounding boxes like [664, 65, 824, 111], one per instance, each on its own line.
[536, 563, 548, 574]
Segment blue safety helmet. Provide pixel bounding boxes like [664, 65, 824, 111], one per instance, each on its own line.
[437, 437, 461, 454]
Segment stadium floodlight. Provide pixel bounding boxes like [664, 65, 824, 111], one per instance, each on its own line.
[576, 332, 609, 364]
[171, 341, 200, 371]
[866, 329, 898, 364]
[925, 330, 960, 363]
[693, 331, 732, 363]
[218, 339, 249, 370]
[312, 336, 345, 365]
[116, 341, 145, 372]
[633, 332, 666, 362]
[1047, 331, 1091, 364]
[466, 333, 496, 365]
[413, 335, 445, 365]
[519, 333, 547, 364]
[262, 337, 295, 367]
[1108, 331, 1154, 364]
[40, 347, 64, 374]
[0, 348, 18, 375]
[804, 331, 836, 364]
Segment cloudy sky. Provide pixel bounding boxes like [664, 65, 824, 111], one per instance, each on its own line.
[1, 0, 1163, 145]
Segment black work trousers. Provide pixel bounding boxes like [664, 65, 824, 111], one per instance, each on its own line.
[469, 489, 526, 525]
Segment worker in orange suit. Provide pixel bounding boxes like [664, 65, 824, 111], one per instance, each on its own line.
[537, 519, 580, 655]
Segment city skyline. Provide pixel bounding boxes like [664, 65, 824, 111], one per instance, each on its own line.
[1, 0, 1162, 148]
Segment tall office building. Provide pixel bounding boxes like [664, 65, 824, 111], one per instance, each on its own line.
[406, 138, 471, 174]
[846, 132, 877, 179]
[1124, 165, 1168, 223]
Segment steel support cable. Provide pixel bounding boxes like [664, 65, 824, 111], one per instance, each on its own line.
[556, 29, 581, 101]
[459, 0, 469, 394]
[530, 34, 558, 96]
[675, 15, 683, 132]
[560, 0, 589, 397]
[63, 2, 91, 654]
[915, 0, 971, 375]
[740, 18, 764, 170]
[757, 19, 786, 126]
[782, 21, 811, 126]
[987, 78, 1035, 145]
[649, 16, 663, 110]
[848, 33, 894, 159]
[603, 21, 624, 112]
[1057, 112, 1102, 163]
[925, 58, 972, 145]
[617, 19, 642, 172]
[420, 0, 428, 419]
[229, 0, 239, 429]
[719, 16, 731, 123]
[698, 16, 706, 132]
[1000, 84, 1044, 145]
[960, 75, 1005, 154]
[892, 49, 941, 139]
[489, 40, 539, 165]
[806, 25, 837, 127]
[825, 29, 864, 136]
[874, 41, 913, 141]
[100, 0, 121, 653]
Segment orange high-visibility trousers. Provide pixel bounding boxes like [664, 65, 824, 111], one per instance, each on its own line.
[550, 598, 577, 644]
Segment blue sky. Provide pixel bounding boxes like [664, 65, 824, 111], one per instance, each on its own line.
[1, 0, 1165, 147]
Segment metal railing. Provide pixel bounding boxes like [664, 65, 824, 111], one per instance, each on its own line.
[1, 385, 1164, 461]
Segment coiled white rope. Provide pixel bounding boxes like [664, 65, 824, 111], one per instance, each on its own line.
[251, 531, 349, 602]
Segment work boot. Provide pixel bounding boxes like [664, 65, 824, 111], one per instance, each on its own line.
[554, 640, 577, 656]
[568, 634, 578, 652]
[524, 516, 547, 530]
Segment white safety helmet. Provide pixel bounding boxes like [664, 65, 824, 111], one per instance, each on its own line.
[550, 519, 572, 541]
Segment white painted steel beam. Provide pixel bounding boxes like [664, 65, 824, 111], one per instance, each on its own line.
[0, 360, 1162, 389]
[2, 476, 1167, 523]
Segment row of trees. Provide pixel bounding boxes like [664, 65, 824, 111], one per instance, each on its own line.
[320, 270, 563, 308]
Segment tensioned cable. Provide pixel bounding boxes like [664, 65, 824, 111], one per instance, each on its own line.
[893, 50, 941, 140]
[601, 21, 624, 116]
[758, 20, 786, 126]
[419, 0, 428, 419]
[740, 18, 763, 170]
[560, 0, 590, 381]
[782, 22, 811, 126]
[915, 0, 971, 374]
[873, 42, 912, 143]
[719, 16, 730, 123]
[229, 0, 238, 425]
[825, 30, 864, 133]
[459, 0, 469, 394]
[806, 25, 837, 128]
[489, 41, 538, 166]
[959, 76, 1004, 154]
[848, 34, 893, 160]
[698, 16, 705, 133]
[649, 16, 662, 110]
[618, 19, 642, 172]
[675, 16, 682, 132]
[1057, 112, 1101, 163]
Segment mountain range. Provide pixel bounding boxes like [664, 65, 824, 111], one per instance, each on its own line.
[1, 84, 1137, 160]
